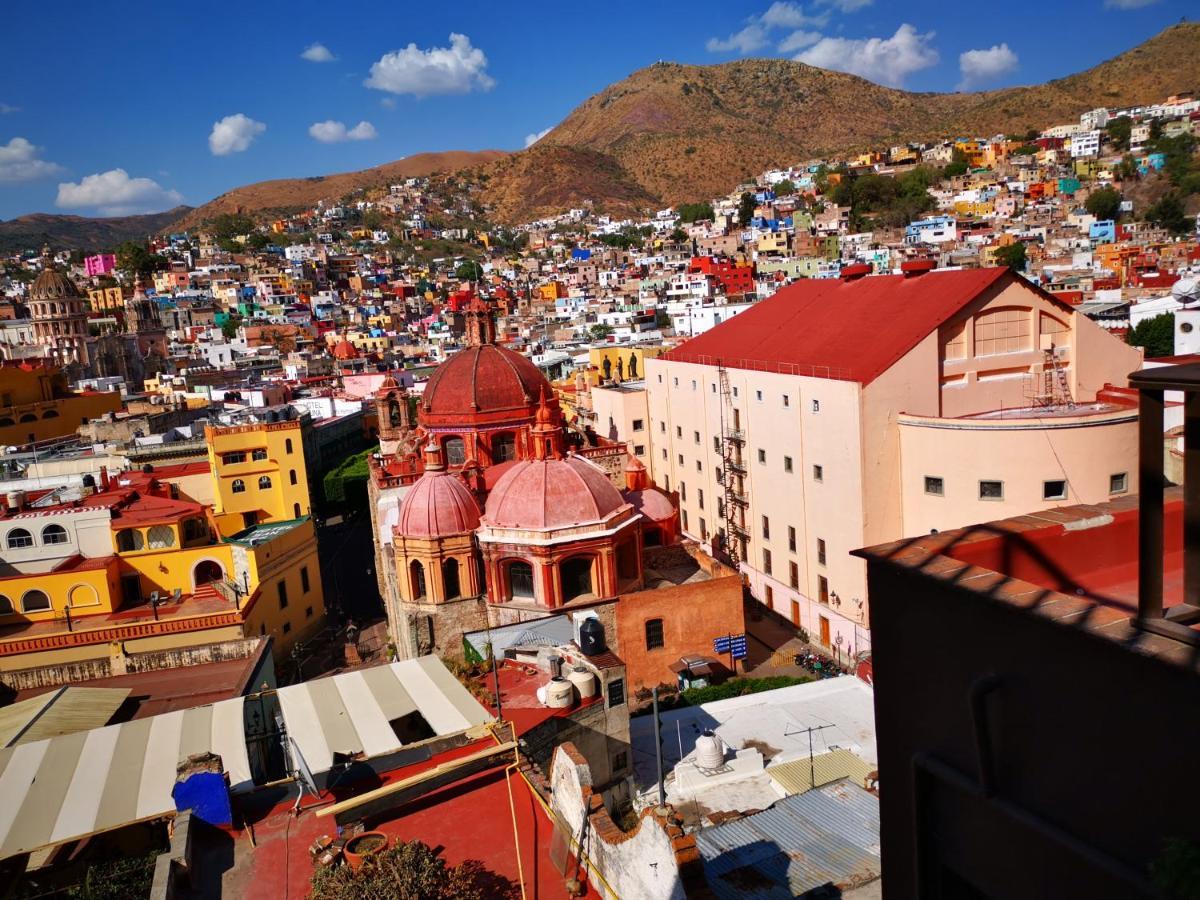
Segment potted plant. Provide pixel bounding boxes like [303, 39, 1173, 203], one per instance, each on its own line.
[343, 831, 388, 872]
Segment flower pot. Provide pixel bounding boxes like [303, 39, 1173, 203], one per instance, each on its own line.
[343, 831, 388, 872]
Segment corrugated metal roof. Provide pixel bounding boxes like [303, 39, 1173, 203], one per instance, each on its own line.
[696, 780, 881, 899]
[463, 614, 574, 660]
[766, 749, 875, 797]
[0, 687, 130, 748]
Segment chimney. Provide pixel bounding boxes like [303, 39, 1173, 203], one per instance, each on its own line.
[840, 263, 872, 282]
[99, 466, 110, 491]
[902, 259, 935, 277]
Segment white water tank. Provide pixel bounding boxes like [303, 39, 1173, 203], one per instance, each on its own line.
[695, 731, 726, 770]
[566, 665, 596, 699]
[545, 677, 575, 709]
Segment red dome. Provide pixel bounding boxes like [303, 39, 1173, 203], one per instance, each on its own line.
[396, 470, 481, 538]
[333, 339, 359, 360]
[421, 345, 551, 421]
[627, 488, 676, 523]
[484, 456, 626, 530]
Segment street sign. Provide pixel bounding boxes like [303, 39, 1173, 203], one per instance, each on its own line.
[714, 634, 748, 660]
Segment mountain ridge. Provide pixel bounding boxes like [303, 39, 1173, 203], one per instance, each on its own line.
[0, 207, 192, 254]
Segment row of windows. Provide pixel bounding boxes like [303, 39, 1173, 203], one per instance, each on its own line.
[222, 448, 270, 465]
[656, 375, 822, 413]
[923, 472, 1128, 502]
[0, 410, 61, 426]
[231, 470, 298, 493]
[5, 524, 68, 550]
[0, 590, 51, 614]
[277, 566, 313, 609]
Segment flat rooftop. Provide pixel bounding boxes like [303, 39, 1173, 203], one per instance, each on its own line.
[962, 400, 1134, 421]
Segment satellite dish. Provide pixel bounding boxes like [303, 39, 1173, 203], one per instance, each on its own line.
[1172, 277, 1200, 307]
[288, 736, 320, 798]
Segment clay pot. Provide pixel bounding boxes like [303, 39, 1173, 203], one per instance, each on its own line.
[343, 831, 388, 872]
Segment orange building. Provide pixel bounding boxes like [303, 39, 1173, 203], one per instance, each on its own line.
[0, 362, 121, 447]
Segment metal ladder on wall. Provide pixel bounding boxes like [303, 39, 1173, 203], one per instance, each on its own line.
[718, 363, 747, 567]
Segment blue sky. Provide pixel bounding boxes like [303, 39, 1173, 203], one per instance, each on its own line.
[0, 0, 1192, 220]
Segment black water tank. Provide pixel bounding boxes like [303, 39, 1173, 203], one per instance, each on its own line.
[579, 618, 606, 656]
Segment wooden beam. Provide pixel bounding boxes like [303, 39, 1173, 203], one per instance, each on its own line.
[317, 741, 517, 821]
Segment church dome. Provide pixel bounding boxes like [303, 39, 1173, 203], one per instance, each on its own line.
[396, 468, 481, 538]
[421, 345, 552, 423]
[332, 338, 359, 360]
[30, 247, 82, 302]
[484, 455, 627, 530]
[627, 487, 676, 523]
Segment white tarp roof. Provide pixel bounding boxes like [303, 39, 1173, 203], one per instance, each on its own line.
[0, 697, 249, 861]
[276, 656, 493, 775]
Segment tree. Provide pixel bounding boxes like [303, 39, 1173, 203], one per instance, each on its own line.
[1145, 193, 1193, 235]
[245, 232, 270, 252]
[1105, 116, 1132, 151]
[942, 147, 970, 178]
[669, 227, 687, 243]
[1126, 313, 1175, 359]
[1085, 186, 1122, 222]
[774, 179, 796, 195]
[114, 241, 166, 277]
[589, 323, 614, 341]
[454, 260, 483, 281]
[220, 317, 241, 340]
[994, 242, 1027, 272]
[738, 191, 757, 225]
[677, 202, 714, 223]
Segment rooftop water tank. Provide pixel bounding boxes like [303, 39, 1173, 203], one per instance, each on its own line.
[567, 665, 596, 699]
[545, 677, 574, 709]
[579, 617, 606, 656]
[695, 731, 726, 770]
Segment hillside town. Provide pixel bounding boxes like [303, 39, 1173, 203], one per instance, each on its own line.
[0, 80, 1199, 900]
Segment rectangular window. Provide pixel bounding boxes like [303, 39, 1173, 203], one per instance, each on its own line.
[784, 455, 793, 473]
[682, 510, 689, 530]
[680, 481, 686, 501]
[301, 566, 310, 593]
[700, 517, 708, 540]
[305, 606, 313, 618]
[222, 452, 246, 465]
[765, 584, 774, 605]
[783, 395, 790, 407]
[713, 436, 721, 453]
[661, 448, 667, 460]
[763, 548, 772, 575]
[676, 426, 682, 438]
[252, 448, 268, 461]
[979, 480, 1004, 500]
[818, 575, 829, 604]
[812, 399, 820, 413]
[632, 419, 644, 431]
[694, 430, 700, 444]
[761, 516, 770, 539]
[692, 380, 697, 390]
[788, 526, 796, 552]
[678, 454, 684, 465]
[1110, 472, 1128, 494]
[278, 581, 289, 609]
[813, 464, 824, 482]
[925, 476, 945, 496]
[645, 618, 665, 650]
[608, 678, 626, 707]
[634, 444, 645, 456]
[817, 538, 827, 565]
[756, 390, 763, 401]
[698, 489, 704, 509]
[696, 460, 702, 472]
[715, 467, 723, 484]
[789, 561, 799, 589]
[757, 448, 766, 464]
[614, 751, 629, 771]
[1043, 479, 1067, 501]
[660, 421, 666, 433]
[282, 622, 292, 634]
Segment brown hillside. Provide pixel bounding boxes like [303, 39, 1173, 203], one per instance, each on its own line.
[176, 149, 508, 229]
[482, 22, 1200, 219]
[0, 207, 191, 254]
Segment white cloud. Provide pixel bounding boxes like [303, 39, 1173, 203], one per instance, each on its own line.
[0, 137, 65, 183]
[524, 127, 552, 148]
[364, 33, 495, 98]
[708, 3, 827, 54]
[815, 0, 872, 10]
[56, 169, 183, 216]
[0, 103, 18, 114]
[308, 120, 378, 143]
[794, 24, 939, 87]
[958, 43, 1019, 89]
[1104, 0, 1161, 7]
[777, 30, 822, 52]
[300, 42, 335, 62]
[208, 113, 266, 156]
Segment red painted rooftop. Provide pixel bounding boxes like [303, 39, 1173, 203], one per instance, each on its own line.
[662, 266, 1045, 384]
[421, 344, 550, 419]
[484, 456, 627, 530]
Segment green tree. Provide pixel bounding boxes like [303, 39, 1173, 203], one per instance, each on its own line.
[454, 260, 483, 281]
[677, 202, 714, 223]
[245, 232, 270, 251]
[114, 241, 166, 277]
[1145, 193, 1193, 235]
[1126, 313, 1175, 359]
[942, 147, 970, 178]
[669, 227, 687, 243]
[1105, 116, 1132, 151]
[774, 179, 796, 195]
[220, 317, 241, 340]
[1085, 186, 1122, 222]
[994, 242, 1027, 272]
[589, 323, 614, 341]
[738, 191, 757, 224]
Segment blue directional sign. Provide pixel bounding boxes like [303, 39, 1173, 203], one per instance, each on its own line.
[714, 634, 749, 660]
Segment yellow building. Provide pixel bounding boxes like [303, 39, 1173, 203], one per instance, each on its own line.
[87, 286, 128, 314]
[0, 363, 122, 447]
[206, 418, 311, 535]
[588, 345, 664, 385]
[0, 419, 326, 670]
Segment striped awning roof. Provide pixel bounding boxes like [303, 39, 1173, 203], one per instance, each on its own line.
[0, 697, 249, 861]
[276, 656, 494, 775]
[0, 687, 131, 748]
[766, 749, 876, 797]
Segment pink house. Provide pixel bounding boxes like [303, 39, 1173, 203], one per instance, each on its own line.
[83, 254, 116, 277]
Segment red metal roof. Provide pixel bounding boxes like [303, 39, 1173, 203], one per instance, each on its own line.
[661, 267, 1014, 384]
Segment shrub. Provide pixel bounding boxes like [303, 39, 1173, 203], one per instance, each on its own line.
[310, 840, 517, 900]
[681, 675, 809, 706]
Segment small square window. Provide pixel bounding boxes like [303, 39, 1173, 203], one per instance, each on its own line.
[758, 448, 766, 464]
[633, 419, 644, 431]
[1043, 479, 1067, 501]
[925, 476, 944, 496]
[608, 678, 626, 707]
[1110, 472, 1128, 494]
[634, 444, 645, 455]
[813, 464, 824, 482]
[784, 455, 793, 473]
[979, 480, 1004, 500]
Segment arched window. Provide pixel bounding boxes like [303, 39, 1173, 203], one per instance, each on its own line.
[21, 590, 51, 613]
[68, 584, 99, 607]
[491, 433, 516, 463]
[973, 306, 1032, 356]
[252, 448, 268, 461]
[443, 559, 461, 600]
[507, 561, 535, 600]
[42, 409, 59, 419]
[19, 414, 36, 423]
[232, 479, 246, 494]
[42, 524, 68, 545]
[0, 418, 13, 427]
[293, 502, 302, 518]
[443, 436, 466, 466]
[285, 438, 294, 454]
[410, 560, 427, 600]
[0, 595, 12, 614]
[116, 529, 144, 552]
[147, 525, 175, 549]
[289, 469, 298, 485]
[560, 556, 594, 601]
[6, 528, 33, 549]
[258, 475, 272, 490]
